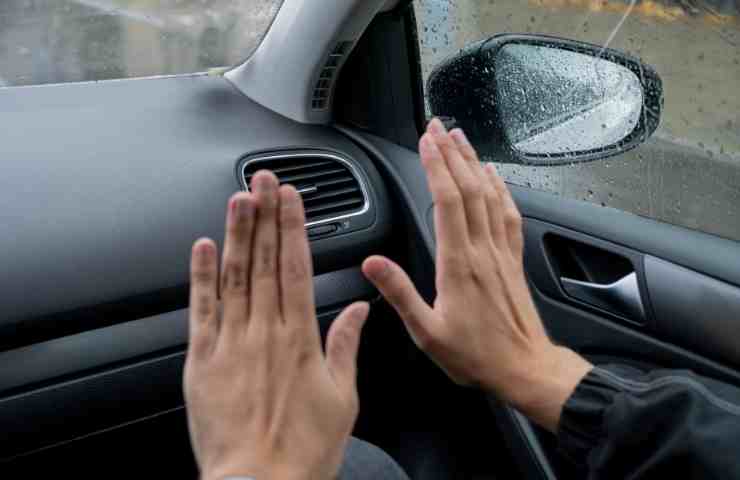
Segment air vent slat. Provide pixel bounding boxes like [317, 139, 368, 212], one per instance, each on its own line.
[305, 198, 364, 216]
[244, 159, 336, 184]
[241, 153, 367, 225]
[311, 40, 355, 111]
[278, 167, 346, 184]
[302, 186, 360, 203]
[313, 176, 355, 188]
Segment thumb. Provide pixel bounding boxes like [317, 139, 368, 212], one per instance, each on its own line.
[361, 256, 436, 349]
[326, 301, 370, 397]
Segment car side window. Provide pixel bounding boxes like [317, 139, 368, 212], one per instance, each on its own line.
[413, 0, 740, 242]
[0, 0, 283, 87]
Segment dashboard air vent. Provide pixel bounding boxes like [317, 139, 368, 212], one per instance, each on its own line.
[241, 152, 367, 225]
[312, 41, 354, 110]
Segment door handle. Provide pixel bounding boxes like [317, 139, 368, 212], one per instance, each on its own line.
[560, 272, 646, 324]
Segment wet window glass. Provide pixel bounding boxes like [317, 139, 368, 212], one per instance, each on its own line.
[0, 0, 283, 87]
[414, 0, 740, 242]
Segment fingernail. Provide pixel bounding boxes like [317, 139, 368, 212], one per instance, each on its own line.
[421, 133, 440, 155]
[253, 171, 276, 192]
[370, 258, 391, 280]
[451, 129, 470, 146]
[354, 302, 370, 320]
[281, 185, 299, 203]
[194, 239, 213, 257]
[428, 118, 447, 137]
[237, 195, 252, 220]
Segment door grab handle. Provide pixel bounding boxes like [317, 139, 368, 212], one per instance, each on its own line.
[560, 272, 646, 324]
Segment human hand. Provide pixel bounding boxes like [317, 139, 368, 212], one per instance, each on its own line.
[362, 119, 592, 431]
[184, 171, 369, 480]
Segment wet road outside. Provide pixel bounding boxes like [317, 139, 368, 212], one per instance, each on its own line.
[416, 0, 740, 241]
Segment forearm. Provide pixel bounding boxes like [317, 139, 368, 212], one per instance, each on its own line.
[557, 364, 740, 478]
[500, 344, 593, 432]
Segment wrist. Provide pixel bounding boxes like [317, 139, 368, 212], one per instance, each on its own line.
[503, 344, 593, 432]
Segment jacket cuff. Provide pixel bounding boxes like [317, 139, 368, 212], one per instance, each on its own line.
[556, 365, 636, 465]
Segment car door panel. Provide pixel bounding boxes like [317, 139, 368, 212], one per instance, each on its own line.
[520, 202, 740, 377]
[645, 256, 740, 368]
[512, 181, 740, 289]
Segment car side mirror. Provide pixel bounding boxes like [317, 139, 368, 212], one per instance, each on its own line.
[428, 34, 664, 165]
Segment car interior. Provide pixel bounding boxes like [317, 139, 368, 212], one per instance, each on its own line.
[2, 0, 740, 478]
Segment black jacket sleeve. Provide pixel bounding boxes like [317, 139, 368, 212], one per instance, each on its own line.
[557, 364, 740, 479]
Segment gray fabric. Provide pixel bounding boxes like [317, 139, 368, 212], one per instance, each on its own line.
[338, 437, 410, 480]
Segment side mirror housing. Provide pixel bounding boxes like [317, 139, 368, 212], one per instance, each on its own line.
[428, 34, 664, 165]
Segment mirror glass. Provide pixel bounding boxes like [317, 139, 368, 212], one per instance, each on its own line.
[495, 44, 643, 156]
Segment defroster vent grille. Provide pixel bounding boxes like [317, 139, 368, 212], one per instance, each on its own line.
[241, 152, 368, 225]
[311, 41, 354, 110]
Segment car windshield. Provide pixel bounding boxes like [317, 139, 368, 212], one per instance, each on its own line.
[0, 0, 284, 87]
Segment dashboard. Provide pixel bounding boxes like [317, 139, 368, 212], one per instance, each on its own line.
[0, 75, 395, 465]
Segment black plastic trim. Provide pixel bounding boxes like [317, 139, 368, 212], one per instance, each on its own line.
[0, 267, 376, 396]
[335, 128, 435, 256]
[0, 352, 186, 461]
[645, 255, 740, 368]
[334, 9, 420, 150]
[403, 2, 428, 136]
[488, 397, 556, 480]
[0, 269, 376, 460]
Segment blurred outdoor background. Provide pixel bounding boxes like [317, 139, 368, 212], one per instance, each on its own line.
[1, 0, 739, 240]
[0, 0, 279, 86]
[416, 0, 740, 240]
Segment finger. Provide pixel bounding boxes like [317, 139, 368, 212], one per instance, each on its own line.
[483, 163, 508, 247]
[449, 128, 479, 163]
[487, 165, 523, 256]
[429, 121, 488, 244]
[419, 132, 469, 272]
[450, 128, 493, 243]
[189, 238, 219, 359]
[279, 185, 320, 341]
[361, 256, 437, 350]
[326, 302, 370, 399]
[500, 179, 524, 260]
[249, 171, 281, 322]
[220, 193, 255, 336]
